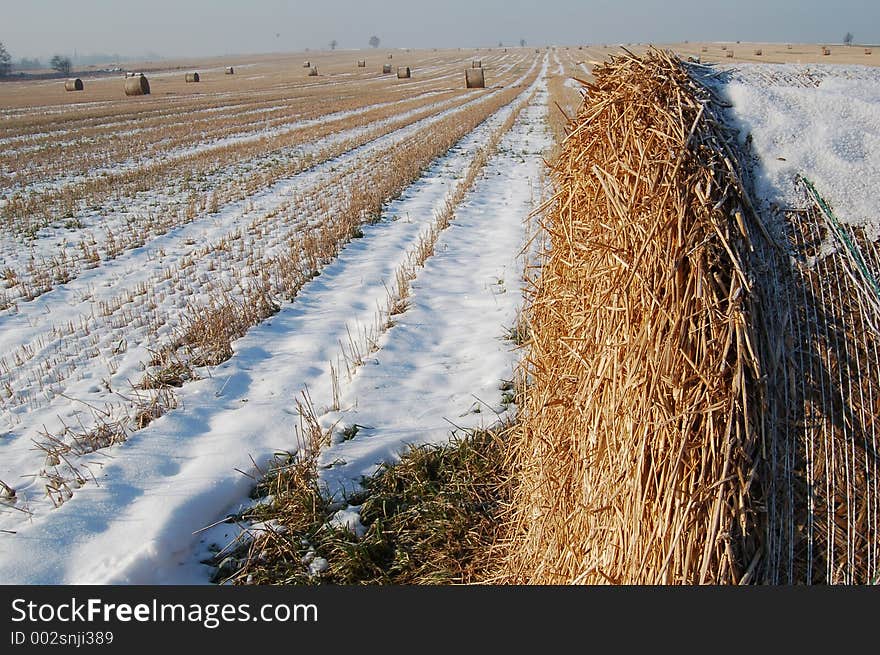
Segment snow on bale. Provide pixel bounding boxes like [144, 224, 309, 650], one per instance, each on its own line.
[64, 78, 84, 91]
[124, 73, 150, 96]
[225, 66, 234, 74]
[308, 66, 318, 76]
[185, 72, 200, 83]
[465, 67, 485, 88]
[382, 63, 392, 74]
[303, 60, 311, 68]
[357, 59, 366, 67]
[397, 66, 410, 79]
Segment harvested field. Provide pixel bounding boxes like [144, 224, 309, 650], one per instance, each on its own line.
[2, 37, 877, 587]
[0, 46, 547, 583]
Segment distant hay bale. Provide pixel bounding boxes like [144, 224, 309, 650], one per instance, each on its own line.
[382, 63, 392, 74]
[308, 66, 318, 76]
[387, 54, 393, 59]
[465, 67, 485, 88]
[64, 78, 84, 91]
[726, 50, 734, 58]
[124, 73, 150, 96]
[721, 45, 727, 50]
[357, 59, 366, 67]
[701, 46, 708, 52]
[822, 47, 831, 55]
[185, 72, 200, 82]
[535, 48, 540, 53]
[866, 48, 873, 55]
[754, 49, 762, 56]
[303, 60, 311, 67]
[225, 66, 234, 74]
[397, 66, 411, 78]
[787, 44, 793, 50]
[472, 59, 482, 68]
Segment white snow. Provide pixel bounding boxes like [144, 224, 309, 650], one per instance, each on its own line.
[712, 63, 880, 239]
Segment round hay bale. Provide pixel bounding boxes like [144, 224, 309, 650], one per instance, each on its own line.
[866, 48, 873, 55]
[822, 47, 831, 55]
[754, 49, 762, 56]
[726, 50, 734, 58]
[701, 46, 708, 52]
[387, 53, 393, 59]
[308, 66, 318, 76]
[472, 59, 481, 68]
[64, 78, 84, 91]
[465, 67, 485, 88]
[225, 66, 234, 74]
[185, 72, 200, 83]
[303, 60, 311, 68]
[357, 59, 366, 67]
[382, 63, 392, 74]
[124, 74, 150, 96]
[397, 66, 411, 79]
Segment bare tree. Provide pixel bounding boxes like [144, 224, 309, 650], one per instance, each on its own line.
[369, 35, 380, 49]
[844, 32, 854, 46]
[520, 38, 526, 48]
[329, 39, 338, 51]
[0, 41, 11, 77]
[50, 54, 72, 76]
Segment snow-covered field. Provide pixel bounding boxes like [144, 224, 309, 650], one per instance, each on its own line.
[0, 50, 550, 583]
[4, 45, 877, 586]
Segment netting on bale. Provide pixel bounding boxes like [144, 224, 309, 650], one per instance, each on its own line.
[499, 48, 768, 584]
[759, 178, 880, 584]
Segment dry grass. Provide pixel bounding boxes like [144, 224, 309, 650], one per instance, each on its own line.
[497, 48, 768, 584]
[219, 423, 513, 585]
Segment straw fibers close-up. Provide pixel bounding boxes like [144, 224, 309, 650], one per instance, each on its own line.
[497, 48, 879, 584]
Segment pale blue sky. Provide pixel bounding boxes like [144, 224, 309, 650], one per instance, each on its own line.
[3, 0, 879, 60]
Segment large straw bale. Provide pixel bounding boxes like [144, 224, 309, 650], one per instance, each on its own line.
[499, 49, 767, 584]
[465, 68, 485, 88]
[124, 73, 150, 96]
[496, 48, 880, 586]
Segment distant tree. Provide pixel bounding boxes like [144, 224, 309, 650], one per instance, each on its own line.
[498, 40, 503, 47]
[369, 35, 380, 49]
[329, 39, 338, 50]
[15, 57, 42, 71]
[0, 41, 11, 77]
[844, 32, 854, 46]
[520, 38, 526, 48]
[49, 54, 72, 76]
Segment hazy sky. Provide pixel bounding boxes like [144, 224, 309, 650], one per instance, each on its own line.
[3, 0, 879, 60]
